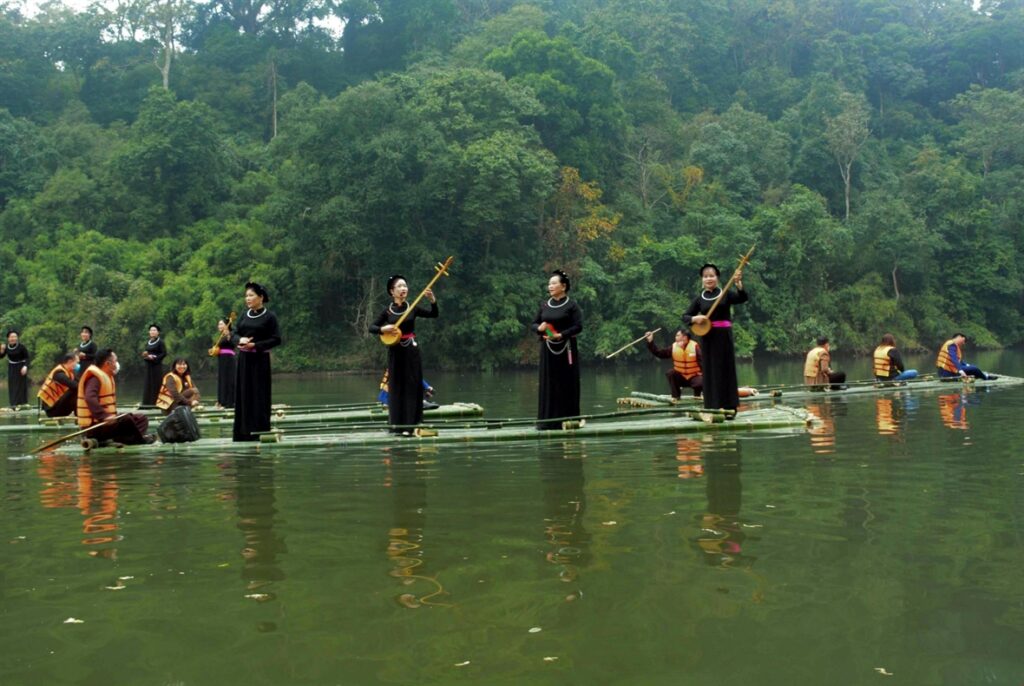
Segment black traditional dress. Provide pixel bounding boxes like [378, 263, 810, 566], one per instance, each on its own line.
[532, 296, 583, 430]
[216, 334, 236, 408]
[1, 342, 30, 407]
[369, 301, 438, 432]
[682, 287, 748, 411]
[77, 339, 97, 375]
[140, 337, 167, 407]
[232, 308, 282, 441]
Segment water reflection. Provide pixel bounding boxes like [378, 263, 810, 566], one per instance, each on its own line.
[383, 448, 450, 608]
[235, 456, 287, 608]
[694, 441, 755, 570]
[938, 392, 969, 431]
[37, 454, 121, 558]
[804, 400, 838, 454]
[539, 442, 589, 587]
[673, 438, 706, 479]
[873, 392, 919, 438]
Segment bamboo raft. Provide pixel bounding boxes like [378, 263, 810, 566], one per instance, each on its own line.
[43, 405, 817, 455]
[0, 402, 484, 434]
[617, 374, 1024, 407]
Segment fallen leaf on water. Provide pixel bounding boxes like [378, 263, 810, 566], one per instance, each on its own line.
[602, 521, 617, 526]
[874, 667, 893, 676]
[104, 585, 125, 591]
[63, 618, 84, 624]
[244, 593, 270, 601]
[454, 661, 470, 667]
[118, 576, 134, 581]
[663, 511, 676, 516]
[528, 627, 542, 633]
[543, 656, 559, 662]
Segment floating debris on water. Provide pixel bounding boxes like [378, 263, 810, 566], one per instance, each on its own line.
[874, 668, 893, 676]
[454, 661, 470, 667]
[528, 627, 542, 633]
[543, 656, 559, 662]
[63, 618, 84, 624]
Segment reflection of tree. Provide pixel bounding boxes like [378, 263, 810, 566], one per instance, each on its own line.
[236, 456, 286, 596]
[539, 443, 590, 586]
[384, 449, 450, 608]
[694, 444, 754, 570]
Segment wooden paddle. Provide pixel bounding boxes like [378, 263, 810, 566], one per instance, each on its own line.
[690, 245, 755, 337]
[379, 256, 454, 346]
[30, 413, 129, 454]
[605, 328, 662, 359]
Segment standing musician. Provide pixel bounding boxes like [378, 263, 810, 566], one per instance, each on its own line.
[645, 329, 703, 400]
[76, 349, 153, 446]
[804, 336, 846, 390]
[682, 263, 747, 414]
[140, 324, 167, 407]
[77, 326, 97, 374]
[873, 333, 918, 382]
[369, 275, 439, 433]
[214, 316, 236, 409]
[532, 270, 583, 430]
[1, 330, 31, 408]
[38, 353, 79, 418]
[156, 358, 200, 414]
[232, 282, 282, 441]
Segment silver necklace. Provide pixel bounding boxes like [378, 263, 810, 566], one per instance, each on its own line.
[701, 288, 721, 301]
[547, 296, 569, 308]
[147, 337, 161, 346]
[388, 302, 408, 316]
[247, 308, 267, 319]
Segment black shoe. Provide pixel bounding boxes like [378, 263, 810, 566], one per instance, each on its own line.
[143, 434, 157, 444]
[422, 401, 440, 410]
[986, 374, 999, 380]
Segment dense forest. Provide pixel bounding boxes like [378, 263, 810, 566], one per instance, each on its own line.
[1, 0, 1022, 371]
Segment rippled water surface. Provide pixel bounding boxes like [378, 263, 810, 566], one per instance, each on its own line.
[2, 350, 1023, 685]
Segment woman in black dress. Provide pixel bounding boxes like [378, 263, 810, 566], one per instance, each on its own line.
[140, 324, 166, 407]
[77, 325, 97, 375]
[1, 330, 30, 408]
[682, 263, 747, 412]
[215, 316, 236, 409]
[368, 275, 438, 433]
[532, 270, 583, 430]
[232, 283, 282, 441]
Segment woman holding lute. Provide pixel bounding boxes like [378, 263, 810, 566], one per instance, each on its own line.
[682, 250, 751, 414]
[531, 270, 583, 430]
[369, 273, 440, 433]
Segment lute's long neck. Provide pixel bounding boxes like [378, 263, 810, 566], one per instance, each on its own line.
[392, 258, 452, 328]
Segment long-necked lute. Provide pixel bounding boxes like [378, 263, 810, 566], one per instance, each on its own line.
[690, 245, 755, 337]
[379, 256, 454, 346]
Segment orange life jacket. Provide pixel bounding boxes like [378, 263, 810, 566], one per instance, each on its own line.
[935, 339, 961, 373]
[156, 371, 194, 410]
[873, 345, 894, 378]
[38, 364, 74, 409]
[76, 366, 116, 428]
[672, 340, 701, 379]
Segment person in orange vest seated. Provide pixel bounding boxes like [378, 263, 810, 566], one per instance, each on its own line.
[873, 333, 918, 382]
[38, 353, 79, 417]
[76, 349, 154, 446]
[804, 336, 846, 390]
[156, 358, 200, 415]
[935, 333, 995, 380]
[645, 329, 703, 400]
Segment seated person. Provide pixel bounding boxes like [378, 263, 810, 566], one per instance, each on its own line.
[804, 336, 846, 390]
[156, 358, 200, 414]
[936, 333, 996, 380]
[76, 349, 153, 446]
[873, 333, 918, 382]
[645, 329, 703, 400]
[377, 370, 438, 409]
[38, 353, 79, 418]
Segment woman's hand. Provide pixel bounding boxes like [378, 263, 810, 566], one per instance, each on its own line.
[691, 315, 709, 326]
[20, 366, 27, 376]
[551, 332, 563, 340]
[381, 325, 397, 334]
[425, 288, 436, 304]
[644, 331, 655, 342]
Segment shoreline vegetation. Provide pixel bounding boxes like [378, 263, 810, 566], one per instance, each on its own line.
[1, 1, 1021, 373]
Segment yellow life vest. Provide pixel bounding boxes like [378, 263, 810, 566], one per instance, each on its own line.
[38, 364, 74, 409]
[672, 340, 701, 379]
[935, 339, 961, 373]
[156, 371, 193, 410]
[803, 346, 829, 380]
[76, 366, 117, 428]
[873, 345, 894, 378]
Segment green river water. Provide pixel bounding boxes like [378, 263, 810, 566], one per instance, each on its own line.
[2, 349, 1022, 685]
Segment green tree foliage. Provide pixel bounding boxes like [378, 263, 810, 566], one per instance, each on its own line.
[0, 0, 1022, 371]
